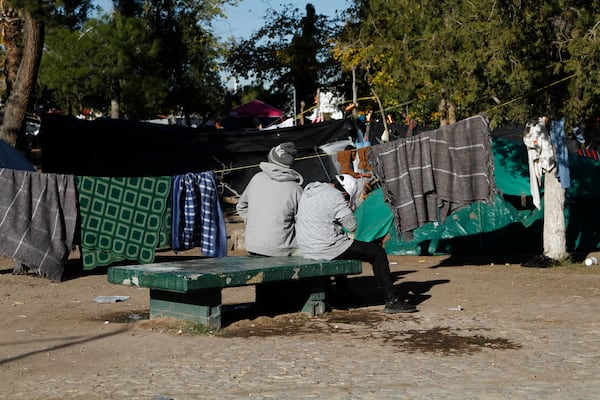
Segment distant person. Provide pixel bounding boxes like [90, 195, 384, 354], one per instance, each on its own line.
[236, 142, 303, 256]
[295, 174, 417, 313]
[386, 113, 400, 139]
[252, 116, 263, 130]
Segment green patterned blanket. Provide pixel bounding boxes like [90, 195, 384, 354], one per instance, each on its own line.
[76, 176, 171, 270]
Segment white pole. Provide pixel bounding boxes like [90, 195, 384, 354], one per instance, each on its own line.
[293, 87, 297, 126]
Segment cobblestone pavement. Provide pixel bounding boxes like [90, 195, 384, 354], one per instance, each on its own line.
[1, 254, 600, 399]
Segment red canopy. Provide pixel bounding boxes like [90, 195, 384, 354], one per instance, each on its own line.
[228, 100, 283, 118]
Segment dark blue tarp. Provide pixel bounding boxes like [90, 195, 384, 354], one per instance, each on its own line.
[0, 139, 35, 171]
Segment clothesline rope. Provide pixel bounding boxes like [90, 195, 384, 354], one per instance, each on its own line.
[488, 74, 576, 112]
[213, 152, 332, 174]
[214, 75, 577, 175]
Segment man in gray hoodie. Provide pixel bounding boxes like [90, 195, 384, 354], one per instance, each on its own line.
[236, 142, 304, 256]
[296, 174, 417, 314]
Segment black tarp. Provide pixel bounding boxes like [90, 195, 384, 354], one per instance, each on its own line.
[40, 114, 356, 194]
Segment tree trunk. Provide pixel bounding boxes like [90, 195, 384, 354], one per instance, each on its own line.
[110, 99, 120, 119]
[0, 10, 43, 147]
[438, 90, 457, 127]
[371, 88, 389, 142]
[543, 169, 567, 260]
[110, 79, 121, 119]
[1, 6, 21, 97]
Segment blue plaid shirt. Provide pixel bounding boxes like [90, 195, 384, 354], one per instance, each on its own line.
[172, 171, 227, 257]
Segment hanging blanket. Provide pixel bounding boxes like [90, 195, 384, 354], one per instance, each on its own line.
[0, 168, 77, 281]
[172, 171, 227, 257]
[369, 114, 496, 240]
[76, 176, 171, 269]
[368, 135, 439, 235]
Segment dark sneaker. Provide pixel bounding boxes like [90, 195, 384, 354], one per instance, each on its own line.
[384, 299, 417, 314]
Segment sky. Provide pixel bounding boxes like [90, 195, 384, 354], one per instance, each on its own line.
[214, 0, 350, 40]
[95, 1, 350, 39]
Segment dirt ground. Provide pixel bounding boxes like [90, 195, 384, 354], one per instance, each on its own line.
[2, 242, 600, 399]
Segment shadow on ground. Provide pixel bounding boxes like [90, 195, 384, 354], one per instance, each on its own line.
[100, 308, 521, 355]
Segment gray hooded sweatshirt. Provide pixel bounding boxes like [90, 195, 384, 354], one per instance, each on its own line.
[296, 181, 357, 260]
[236, 161, 304, 256]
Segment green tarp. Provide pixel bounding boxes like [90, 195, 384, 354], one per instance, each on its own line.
[355, 137, 600, 255]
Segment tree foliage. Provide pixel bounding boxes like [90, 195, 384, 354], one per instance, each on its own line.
[39, 14, 160, 116]
[142, 0, 228, 121]
[8, 0, 91, 29]
[36, 0, 231, 122]
[335, 0, 600, 130]
[224, 3, 343, 113]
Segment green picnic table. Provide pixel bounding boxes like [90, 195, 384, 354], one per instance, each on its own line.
[107, 256, 362, 329]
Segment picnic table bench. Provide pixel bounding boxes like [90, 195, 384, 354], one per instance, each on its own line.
[107, 256, 362, 329]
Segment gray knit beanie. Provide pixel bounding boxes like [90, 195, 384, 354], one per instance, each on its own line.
[268, 142, 297, 167]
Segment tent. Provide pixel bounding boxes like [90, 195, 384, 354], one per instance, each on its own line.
[0, 139, 35, 171]
[225, 100, 285, 130]
[228, 100, 283, 118]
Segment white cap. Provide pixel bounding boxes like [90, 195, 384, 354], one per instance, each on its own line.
[335, 174, 358, 200]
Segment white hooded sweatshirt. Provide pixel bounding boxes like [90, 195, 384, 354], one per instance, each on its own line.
[296, 181, 356, 260]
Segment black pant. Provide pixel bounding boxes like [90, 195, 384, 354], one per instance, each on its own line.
[334, 239, 395, 291]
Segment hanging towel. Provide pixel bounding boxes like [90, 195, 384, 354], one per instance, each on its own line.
[336, 149, 356, 176]
[357, 147, 373, 171]
[523, 117, 555, 209]
[76, 176, 171, 269]
[0, 168, 77, 281]
[172, 171, 227, 257]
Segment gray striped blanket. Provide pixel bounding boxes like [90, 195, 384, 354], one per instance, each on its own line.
[0, 168, 77, 281]
[369, 114, 496, 240]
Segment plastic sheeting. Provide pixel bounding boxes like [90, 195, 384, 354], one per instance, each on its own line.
[355, 136, 600, 255]
[40, 115, 355, 194]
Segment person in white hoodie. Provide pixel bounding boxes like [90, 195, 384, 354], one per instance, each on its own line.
[236, 142, 304, 256]
[296, 174, 417, 314]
